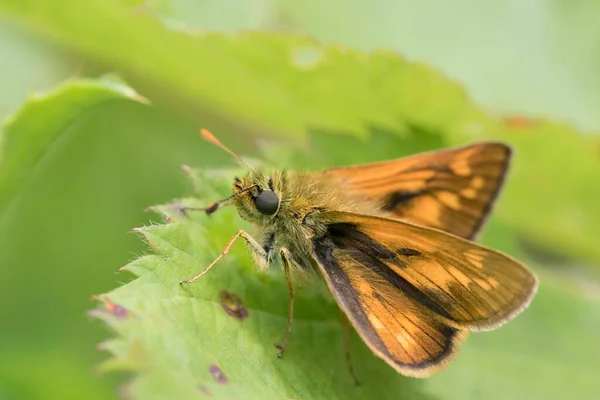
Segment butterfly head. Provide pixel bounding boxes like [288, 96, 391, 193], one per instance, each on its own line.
[197, 128, 281, 222]
[231, 171, 281, 223]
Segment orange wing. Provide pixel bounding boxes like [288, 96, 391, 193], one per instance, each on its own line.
[312, 211, 537, 377]
[324, 142, 511, 239]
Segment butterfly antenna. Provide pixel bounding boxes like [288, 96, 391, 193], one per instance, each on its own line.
[182, 184, 258, 216]
[200, 128, 256, 172]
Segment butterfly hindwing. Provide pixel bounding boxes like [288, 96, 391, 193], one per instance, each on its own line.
[324, 142, 511, 239]
[313, 230, 468, 377]
[311, 211, 537, 376]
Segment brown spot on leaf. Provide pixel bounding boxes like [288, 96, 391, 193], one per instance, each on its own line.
[90, 295, 129, 319]
[209, 364, 228, 384]
[219, 291, 248, 320]
[103, 298, 128, 318]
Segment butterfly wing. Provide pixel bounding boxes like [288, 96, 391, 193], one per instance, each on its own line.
[311, 211, 537, 377]
[324, 142, 511, 239]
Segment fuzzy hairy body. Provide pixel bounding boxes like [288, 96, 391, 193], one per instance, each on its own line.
[232, 169, 385, 274]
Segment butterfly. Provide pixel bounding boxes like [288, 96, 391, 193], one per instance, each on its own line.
[180, 129, 538, 378]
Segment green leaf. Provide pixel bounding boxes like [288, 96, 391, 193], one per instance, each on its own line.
[0, 76, 148, 214]
[97, 164, 600, 400]
[0, 75, 238, 400]
[140, 1, 600, 131]
[277, 1, 600, 131]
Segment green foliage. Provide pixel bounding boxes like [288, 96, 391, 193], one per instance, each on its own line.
[0, 77, 147, 212]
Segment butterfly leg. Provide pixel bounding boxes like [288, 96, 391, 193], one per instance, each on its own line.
[179, 230, 266, 285]
[275, 247, 297, 358]
[341, 311, 361, 385]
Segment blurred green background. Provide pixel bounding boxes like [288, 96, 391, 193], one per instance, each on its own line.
[1, 1, 599, 399]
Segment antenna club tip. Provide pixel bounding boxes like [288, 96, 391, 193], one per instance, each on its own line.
[197, 128, 255, 172]
[199, 128, 218, 143]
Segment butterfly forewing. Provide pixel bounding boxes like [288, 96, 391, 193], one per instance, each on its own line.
[312, 211, 537, 376]
[324, 142, 511, 239]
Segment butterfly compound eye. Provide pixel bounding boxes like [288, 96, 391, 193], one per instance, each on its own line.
[255, 190, 279, 216]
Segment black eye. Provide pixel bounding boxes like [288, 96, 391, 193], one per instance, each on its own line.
[255, 190, 279, 216]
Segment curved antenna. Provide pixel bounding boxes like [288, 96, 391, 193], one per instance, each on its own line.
[200, 128, 256, 172]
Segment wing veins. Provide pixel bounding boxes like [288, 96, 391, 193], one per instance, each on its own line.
[445, 258, 519, 310]
[361, 296, 418, 362]
[430, 192, 484, 218]
[373, 293, 439, 359]
[408, 266, 483, 320]
[460, 261, 517, 301]
[442, 265, 497, 318]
